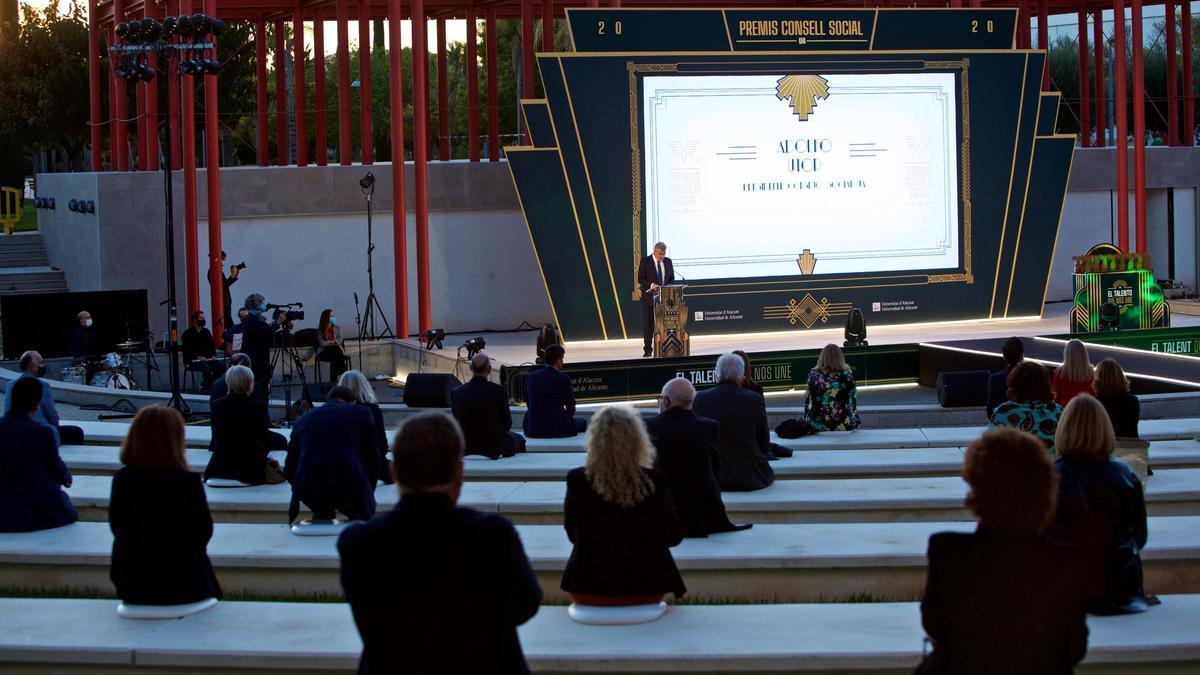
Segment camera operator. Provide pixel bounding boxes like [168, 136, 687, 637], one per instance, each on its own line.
[240, 294, 274, 387]
[209, 251, 246, 333]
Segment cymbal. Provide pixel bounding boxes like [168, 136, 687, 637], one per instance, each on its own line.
[115, 340, 144, 350]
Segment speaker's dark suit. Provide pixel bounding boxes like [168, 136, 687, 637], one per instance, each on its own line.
[338, 492, 542, 675]
[637, 254, 675, 354]
[0, 412, 77, 532]
[692, 383, 775, 491]
[239, 312, 274, 386]
[453, 376, 525, 459]
[522, 366, 585, 438]
[284, 400, 379, 521]
[646, 407, 740, 537]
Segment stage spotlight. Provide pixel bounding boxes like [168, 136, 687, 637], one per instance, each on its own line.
[142, 18, 161, 41]
[359, 171, 375, 194]
[161, 15, 177, 37]
[116, 21, 131, 39]
[207, 17, 225, 35]
[191, 13, 209, 34]
[1098, 302, 1121, 331]
[422, 328, 446, 350]
[462, 336, 486, 359]
[178, 60, 199, 75]
[177, 14, 194, 36]
[843, 307, 868, 348]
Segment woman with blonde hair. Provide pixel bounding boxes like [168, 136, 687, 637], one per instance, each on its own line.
[339, 370, 391, 483]
[804, 344, 860, 431]
[1092, 358, 1140, 438]
[560, 405, 686, 605]
[1049, 394, 1150, 614]
[1053, 339, 1095, 407]
[110, 406, 222, 605]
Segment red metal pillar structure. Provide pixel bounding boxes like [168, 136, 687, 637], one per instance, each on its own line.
[1093, 9, 1105, 147]
[135, 41, 148, 169]
[336, 0, 352, 164]
[1185, 0, 1195, 146]
[181, 0, 200, 316]
[204, 0, 224, 335]
[437, 19, 450, 160]
[387, 0, 408, 337]
[167, 0, 181, 170]
[1078, 9, 1090, 147]
[521, 0, 534, 100]
[358, 0, 373, 164]
[466, 1, 480, 162]
[1036, 0, 1048, 89]
[255, 18, 269, 166]
[87, 0, 102, 170]
[542, 0, 553, 51]
[145, 2, 159, 170]
[112, 0, 129, 171]
[274, 21, 288, 165]
[587, 0, 598, 7]
[1113, 0, 1129, 250]
[1165, 0, 1177, 146]
[413, 0, 432, 334]
[107, 25, 118, 169]
[486, 8, 499, 160]
[1131, 0, 1146, 251]
[1015, 0, 1026, 48]
[294, 3, 309, 166]
[314, 12, 328, 164]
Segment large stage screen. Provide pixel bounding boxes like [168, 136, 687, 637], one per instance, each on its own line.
[642, 72, 961, 280]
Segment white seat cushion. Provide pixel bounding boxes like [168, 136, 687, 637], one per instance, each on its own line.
[290, 519, 349, 536]
[568, 602, 668, 625]
[116, 597, 218, 620]
[205, 478, 253, 488]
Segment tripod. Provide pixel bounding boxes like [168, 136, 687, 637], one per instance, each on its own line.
[358, 174, 393, 340]
[269, 322, 311, 426]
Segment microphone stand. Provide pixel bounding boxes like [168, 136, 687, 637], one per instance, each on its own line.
[353, 291, 363, 371]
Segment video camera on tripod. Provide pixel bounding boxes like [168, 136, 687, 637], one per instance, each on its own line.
[266, 302, 305, 327]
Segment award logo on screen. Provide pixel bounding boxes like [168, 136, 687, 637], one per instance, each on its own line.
[871, 302, 882, 312]
[694, 311, 704, 322]
[775, 75, 830, 121]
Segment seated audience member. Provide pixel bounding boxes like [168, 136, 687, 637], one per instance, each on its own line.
[986, 337, 1024, 421]
[181, 310, 225, 389]
[561, 406, 686, 605]
[339, 412, 541, 674]
[3, 350, 85, 445]
[221, 307, 251, 352]
[990, 361, 1062, 452]
[284, 385, 379, 523]
[317, 309, 351, 382]
[1054, 338, 1095, 408]
[733, 349, 792, 459]
[205, 366, 280, 485]
[694, 353, 775, 491]
[919, 427, 1090, 674]
[452, 354, 526, 459]
[1093, 358, 1140, 439]
[804, 344, 861, 431]
[647, 377, 749, 537]
[209, 353, 263, 402]
[1049, 394, 1150, 614]
[0, 377, 77, 532]
[109, 406, 222, 605]
[339, 370, 393, 484]
[522, 344, 587, 438]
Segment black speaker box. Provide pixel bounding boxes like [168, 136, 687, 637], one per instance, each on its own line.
[403, 373, 461, 408]
[935, 370, 990, 408]
[304, 382, 336, 402]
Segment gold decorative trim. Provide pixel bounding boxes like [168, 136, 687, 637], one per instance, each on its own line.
[763, 294, 854, 328]
[629, 62, 678, 301]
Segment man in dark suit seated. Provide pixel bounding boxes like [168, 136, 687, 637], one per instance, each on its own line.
[986, 337, 1025, 421]
[338, 412, 541, 674]
[284, 386, 379, 523]
[452, 354, 526, 459]
[3, 350, 85, 446]
[648, 377, 750, 537]
[0, 377, 78, 532]
[522, 344, 586, 438]
[693, 353, 775, 491]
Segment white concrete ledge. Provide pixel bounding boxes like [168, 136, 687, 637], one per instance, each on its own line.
[0, 596, 1197, 673]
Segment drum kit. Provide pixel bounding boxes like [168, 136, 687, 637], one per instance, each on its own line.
[81, 340, 145, 389]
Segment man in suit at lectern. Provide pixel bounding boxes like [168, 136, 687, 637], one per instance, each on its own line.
[638, 241, 675, 358]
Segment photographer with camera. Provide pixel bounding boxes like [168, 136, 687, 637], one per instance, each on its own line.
[209, 251, 246, 334]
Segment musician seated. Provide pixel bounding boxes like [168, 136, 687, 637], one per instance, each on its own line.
[71, 310, 102, 383]
[182, 311, 225, 390]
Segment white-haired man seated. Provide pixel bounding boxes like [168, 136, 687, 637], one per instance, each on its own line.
[692, 353, 775, 491]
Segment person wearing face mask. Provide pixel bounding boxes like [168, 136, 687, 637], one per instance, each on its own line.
[316, 309, 350, 382]
[70, 311, 98, 359]
[240, 294, 275, 387]
[3, 351, 85, 446]
[181, 310, 225, 390]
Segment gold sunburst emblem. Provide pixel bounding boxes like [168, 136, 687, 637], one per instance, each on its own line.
[775, 75, 830, 121]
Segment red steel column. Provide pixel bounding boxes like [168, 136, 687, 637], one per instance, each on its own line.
[87, 0, 102, 171]
[204, 0, 224, 336]
[521, 0, 534, 100]
[387, 4, 408, 337]
[542, 0, 553, 51]
[1184, 0, 1194, 146]
[587, 0, 598, 6]
[437, 19, 450, 160]
[358, 0, 373, 164]
[1113, 0, 1129, 250]
[255, 18, 269, 165]
[413, 0, 432, 333]
[166, 0, 180, 170]
[1037, 0, 1048, 89]
[1166, 0, 1178, 146]
[336, 0, 352, 164]
[112, 0, 129, 171]
[486, 8, 499, 160]
[274, 21, 288, 165]
[107, 25, 118, 168]
[181, 0, 200, 316]
[314, 12, 328, 164]
[1093, 10, 1106, 147]
[294, 4, 309, 166]
[1131, 0, 1146, 250]
[466, 1, 480, 162]
[135, 22, 148, 170]
[144, 0, 158, 170]
[1078, 9, 1090, 147]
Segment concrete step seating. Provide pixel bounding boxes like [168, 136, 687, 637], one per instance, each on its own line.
[0, 596, 1197, 674]
[61, 468, 1200, 525]
[2, 518, 1196, 602]
[56, 441, 1200, 481]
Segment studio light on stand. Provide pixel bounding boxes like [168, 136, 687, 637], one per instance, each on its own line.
[422, 328, 446, 350]
[843, 307, 868, 348]
[1098, 302, 1121, 332]
[462, 336, 486, 359]
[357, 171, 394, 340]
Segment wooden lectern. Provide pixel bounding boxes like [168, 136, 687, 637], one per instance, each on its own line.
[654, 284, 690, 357]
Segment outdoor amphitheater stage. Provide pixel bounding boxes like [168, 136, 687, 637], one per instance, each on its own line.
[395, 302, 1200, 403]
